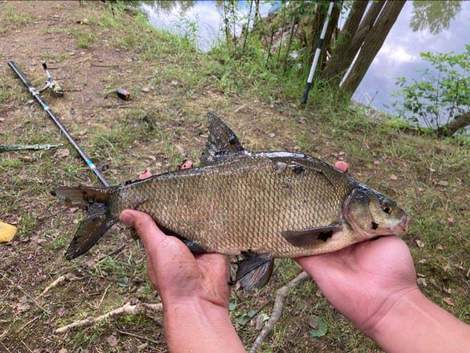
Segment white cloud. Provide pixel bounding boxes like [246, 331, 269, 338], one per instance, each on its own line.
[376, 43, 419, 64]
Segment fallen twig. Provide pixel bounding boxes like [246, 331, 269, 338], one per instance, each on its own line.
[55, 300, 162, 334]
[0, 143, 62, 153]
[39, 273, 77, 298]
[96, 244, 126, 263]
[250, 271, 309, 353]
[117, 329, 160, 345]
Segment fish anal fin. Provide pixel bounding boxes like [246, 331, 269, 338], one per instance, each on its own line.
[236, 253, 274, 290]
[281, 224, 342, 247]
[200, 112, 245, 166]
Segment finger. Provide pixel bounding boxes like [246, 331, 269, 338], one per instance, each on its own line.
[120, 210, 167, 252]
[335, 161, 349, 173]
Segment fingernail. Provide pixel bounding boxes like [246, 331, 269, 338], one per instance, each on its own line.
[120, 211, 133, 225]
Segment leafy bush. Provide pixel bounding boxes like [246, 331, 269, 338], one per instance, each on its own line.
[394, 45, 470, 131]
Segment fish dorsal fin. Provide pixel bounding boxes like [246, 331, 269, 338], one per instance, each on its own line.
[200, 112, 245, 166]
[281, 223, 342, 247]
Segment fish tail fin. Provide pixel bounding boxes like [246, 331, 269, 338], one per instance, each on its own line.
[54, 186, 117, 260]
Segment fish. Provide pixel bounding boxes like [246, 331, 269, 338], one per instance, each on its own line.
[55, 112, 409, 289]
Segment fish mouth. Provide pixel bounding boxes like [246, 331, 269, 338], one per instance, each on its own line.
[390, 215, 410, 236]
[345, 212, 410, 239]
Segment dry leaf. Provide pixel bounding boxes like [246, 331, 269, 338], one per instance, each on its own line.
[58, 348, 68, 353]
[106, 335, 118, 347]
[443, 263, 452, 272]
[56, 148, 70, 159]
[437, 180, 449, 187]
[389, 174, 398, 181]
[0, 221, 17, 243]
[443, 297, 454, 306]
[417, 278, 427, 287]
[447, 217, 455, 225]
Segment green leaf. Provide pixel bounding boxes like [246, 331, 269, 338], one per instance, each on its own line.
[309, 316, 328, 338]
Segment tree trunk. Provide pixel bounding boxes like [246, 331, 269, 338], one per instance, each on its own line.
[320, 1, 341, 70]
[283, 18, 298, 71]
[437, 112, 470, 136]
[322, 0, 368, 80]
[341, 0, 405, 95]
[324, 0, 385, 84]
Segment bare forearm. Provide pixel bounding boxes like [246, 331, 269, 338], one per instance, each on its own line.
[370, 289, 470, 353]
[164, 299, 247, 353]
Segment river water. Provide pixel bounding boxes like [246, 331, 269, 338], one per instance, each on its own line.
[140, 1, 469, 115]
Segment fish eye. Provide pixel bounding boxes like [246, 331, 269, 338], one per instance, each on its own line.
[382, 206, 391, 214]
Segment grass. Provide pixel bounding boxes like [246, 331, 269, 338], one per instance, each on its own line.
[0, 4, 33, 33]
[71, 29, 97, 49]
[0, 2, 468, 353]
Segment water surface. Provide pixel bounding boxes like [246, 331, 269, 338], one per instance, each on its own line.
[141, 1, 469, 115]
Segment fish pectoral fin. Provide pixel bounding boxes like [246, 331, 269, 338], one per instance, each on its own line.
[200, 112, 245, 166]
[236, 253, 274, 290]
[281, 224, 342, 247]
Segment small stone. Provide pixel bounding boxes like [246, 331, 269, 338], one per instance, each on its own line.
[268, 133, 275, 138]
[389, 174, 398, 181]
[447, 217, 455, 225]
[373, 160, 380, 165]
[141, 87, 150, 93]
[415, 239, 425, 248]
[171, 80, 178, 86]
[437, 180, 449, 187]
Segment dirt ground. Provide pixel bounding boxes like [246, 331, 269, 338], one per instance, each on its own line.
[0, 1, 468, 353]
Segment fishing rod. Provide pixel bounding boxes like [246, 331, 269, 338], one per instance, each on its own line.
[7, 61, 110, 187]
[301, 1, 335, 105]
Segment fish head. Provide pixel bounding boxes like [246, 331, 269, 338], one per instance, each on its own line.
[343, 186, 409, 239]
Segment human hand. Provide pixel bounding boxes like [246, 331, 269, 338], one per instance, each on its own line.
[297, 161, 418, 335]
[122, 166, 230, 309]
[120, 210, 230, 308]
[120, 166, 245, 353]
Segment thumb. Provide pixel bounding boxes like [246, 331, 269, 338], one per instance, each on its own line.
[120, 209, 167, 253]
